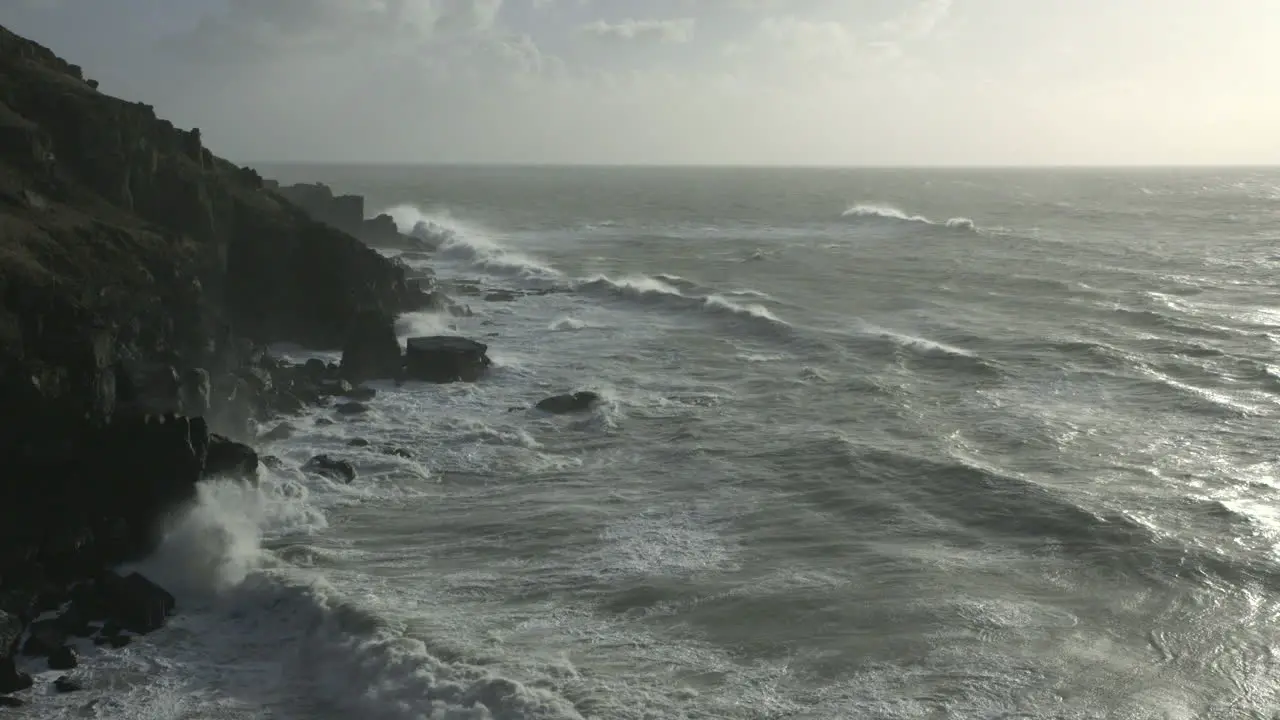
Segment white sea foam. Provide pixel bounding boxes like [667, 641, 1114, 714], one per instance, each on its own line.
[380, 204, 561, 279]
[842, 203, 977, 231]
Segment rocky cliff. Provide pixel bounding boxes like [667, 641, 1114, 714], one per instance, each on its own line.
[0, 23, 441, 693]
[267, 179, 441, 252]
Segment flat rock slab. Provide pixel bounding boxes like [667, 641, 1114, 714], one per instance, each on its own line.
[404, 336, 491, 383]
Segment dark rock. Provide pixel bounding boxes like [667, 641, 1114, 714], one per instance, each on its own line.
[484, 290, 518, 302]
[315, 418, 335, 427]
[335, 402, 369, 416]
[0, 612, 21, 658]
[205, 433, 258, 481]
[404, 336, 491, 383]
[344, 386, 377, 402]
[316, 378, 353, 397]
[303, 455, 356, 484]
[53, 675, 82, 692]
[535, 391, 601, 414]
[179, 367, 211, 417]
[66, 582, 107, 625]
[346, 438, 370, 448]
[303, 358, 328, 379]
[384, 447, 414, 459]
[107, 634, 131, 649]
[0, 695, 24, 707]
[259, 422, 294, 443]
[0, 658, 31, 695]
[261, 455, 285, 471]
[47, 645, 77, 670]
[100, 571, 174, 635]
[22, 619, 66, 657]
[340, 309, 403, 383]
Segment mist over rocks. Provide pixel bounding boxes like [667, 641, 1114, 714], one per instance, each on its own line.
[0, 22, 466, 706]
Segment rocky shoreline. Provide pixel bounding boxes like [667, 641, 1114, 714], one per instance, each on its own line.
[0, 24, 504, 707]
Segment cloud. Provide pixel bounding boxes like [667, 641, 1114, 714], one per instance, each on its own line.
[576, 18, 696, 44]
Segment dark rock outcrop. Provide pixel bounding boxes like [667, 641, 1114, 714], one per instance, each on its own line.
[53, 675, 81, 693]
[535, 391, 601, 414]
[404, 336, 491, 383]
[270, 181, 440, 252]
[205, 433, 259, 481]
[303, 455, 356, 484]
[47, 645, 77, 670]
[100, 571, 175, 635]
[0, 658, 31, 694]
[339, 309, 402, 383]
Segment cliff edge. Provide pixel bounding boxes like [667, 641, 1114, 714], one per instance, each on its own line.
[0, 23, 438, 690]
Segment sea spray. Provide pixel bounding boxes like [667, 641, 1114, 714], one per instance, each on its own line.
[379, 204, 561, 279]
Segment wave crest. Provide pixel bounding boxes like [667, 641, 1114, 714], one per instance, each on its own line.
[842, 203, 977, 232]
[575, 274, 791, 336]
[380, 204, 561, 279]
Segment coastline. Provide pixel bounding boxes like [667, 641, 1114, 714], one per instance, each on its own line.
[0, 24, 492, 708]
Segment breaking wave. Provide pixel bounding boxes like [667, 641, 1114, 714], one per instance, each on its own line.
[118, 473, 586, 720]
[575, 274, 792, 337]
[381, 204, 561, 279]
[842, 203, 977, 231]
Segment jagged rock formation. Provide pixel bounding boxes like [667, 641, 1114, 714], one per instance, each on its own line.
[267, 179, 441, 252]
[0, 23, 452, 696]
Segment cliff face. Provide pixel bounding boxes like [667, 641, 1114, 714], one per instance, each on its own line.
[0, 25, 432, 607]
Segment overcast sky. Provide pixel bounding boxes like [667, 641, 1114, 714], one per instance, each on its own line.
[4, 0, 1278, 166]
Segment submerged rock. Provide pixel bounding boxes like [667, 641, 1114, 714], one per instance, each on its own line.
[303, 455, 356, 484]
[404, 336, 491, 383]
[535, 391, 601, 414]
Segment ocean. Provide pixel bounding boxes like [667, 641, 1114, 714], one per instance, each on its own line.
[18, 166, 1280, 719]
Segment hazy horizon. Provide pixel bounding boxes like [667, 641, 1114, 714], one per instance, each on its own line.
[6, 0, 1279, 167]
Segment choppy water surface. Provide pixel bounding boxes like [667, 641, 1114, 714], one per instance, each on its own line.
[20, 167, 1280, 719]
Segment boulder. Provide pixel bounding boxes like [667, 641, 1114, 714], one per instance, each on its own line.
[54, 675, 82, 693]
[100, 571, 175, 635]
[344, 386, 377, 402]
[340, 309, 403, 383]
[0, 695, 24, 707]
[0, 658, 31, 694]
[21, 619, 64, 657]
[404, 336, 490, 383]
[484, 290, 517, 302]
[47, 645, 77, 670]
[204, 434, 258, 481]
[347, 438, 370, 448]
[258, 422, 294, 443]
[303, 455, 356, 484]
[335, 401, 369, 416]
[535, 391, 601, 414]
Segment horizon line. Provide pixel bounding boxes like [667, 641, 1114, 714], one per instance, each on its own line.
[246, 160, 1280, 171]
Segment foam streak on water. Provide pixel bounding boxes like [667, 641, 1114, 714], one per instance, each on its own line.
[36, 166, 1280, 720]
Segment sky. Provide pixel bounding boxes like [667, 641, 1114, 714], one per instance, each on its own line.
[3, 0, 1279, 166]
